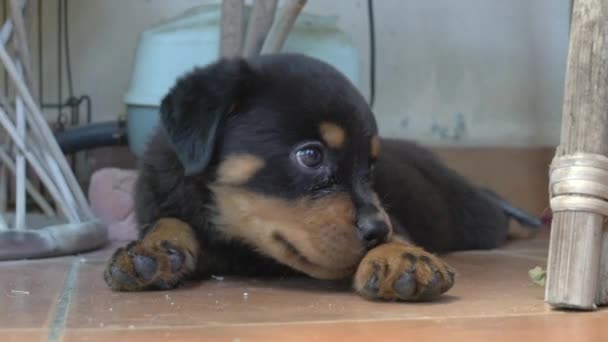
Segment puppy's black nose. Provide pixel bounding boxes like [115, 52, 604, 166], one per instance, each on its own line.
[356, 214, 389, 250]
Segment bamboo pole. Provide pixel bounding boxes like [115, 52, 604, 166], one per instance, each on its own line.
[546, 0, 608, 310]
[220, 0, 245, 57]
[260, 0, 306, 54]
[242, 0, 277, 58]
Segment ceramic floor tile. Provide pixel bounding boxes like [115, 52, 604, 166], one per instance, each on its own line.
[503, 229, 551, 251]
[65, 251, 549, 330]
[76, 240, 126, 262]
[0, 330, 46, 342]
[0, 259, 73, 329]
[61, 311, 608, 342]
[499, 229, 550, 261]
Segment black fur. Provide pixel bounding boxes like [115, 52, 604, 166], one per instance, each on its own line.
[134, 53, 538, 279]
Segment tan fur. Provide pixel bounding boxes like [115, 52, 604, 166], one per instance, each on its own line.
[210, 185, 365, 279]
[506, 222, 537, 240]
[105, 218, 200, 291]
[354, 241, 455, 301]
[319, 122, 346, 148]
[216, 154, 265, 185]
[142, 218, 200, 261]
[370, 135, 380, 160]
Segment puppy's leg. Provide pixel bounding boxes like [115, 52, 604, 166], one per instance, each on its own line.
[354, 239, 455, 301]
[104, 218, 200, 291]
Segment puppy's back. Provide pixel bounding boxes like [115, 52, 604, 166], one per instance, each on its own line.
[374, 139, 509, 252]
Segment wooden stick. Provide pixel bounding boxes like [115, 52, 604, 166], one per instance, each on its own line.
[0, 38, 93, 219]
[0, 147, 55, 217]
[545, 0, 608, 310]
[260, 0, 306, 54]
[220, 0, 245, 58]
[598, 233, 608, 303]
[242, 0, 277, 58]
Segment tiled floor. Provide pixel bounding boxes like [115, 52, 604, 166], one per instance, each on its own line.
[2, 229, 607, 341]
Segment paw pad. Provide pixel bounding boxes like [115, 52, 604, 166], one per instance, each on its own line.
[104, 240, 194, 291]
[354, 243, 455, 301]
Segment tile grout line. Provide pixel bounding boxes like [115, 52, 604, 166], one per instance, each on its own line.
[47, 259, 80, 342]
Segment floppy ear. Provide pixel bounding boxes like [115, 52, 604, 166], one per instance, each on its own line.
[159, 58, 252, 176]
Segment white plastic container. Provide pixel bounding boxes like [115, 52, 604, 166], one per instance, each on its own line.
[125, 4, 360, 156]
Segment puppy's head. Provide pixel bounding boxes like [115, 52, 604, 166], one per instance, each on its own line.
[160, 54, 391, 279]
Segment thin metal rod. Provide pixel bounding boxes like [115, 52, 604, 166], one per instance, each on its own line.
[14, 61, 25, 230]
[0, 147, 55, 217]
[0, 107, 76, 221]
[0, 36, 93, 219]
[8, 0, 35, 99]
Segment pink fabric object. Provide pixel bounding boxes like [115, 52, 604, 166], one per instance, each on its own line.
[88, 168, 139, 241]
[109, 212, 138, 241]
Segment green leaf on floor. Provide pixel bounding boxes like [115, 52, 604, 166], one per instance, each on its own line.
[528, 266, 546, 286]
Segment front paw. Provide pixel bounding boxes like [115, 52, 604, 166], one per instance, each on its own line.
[353, 242, 455, 301]
[104, 218, 199, 291]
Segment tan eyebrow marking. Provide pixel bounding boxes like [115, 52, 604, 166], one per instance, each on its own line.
[370, 135, 380, 160]
[319, 122, 346, 148]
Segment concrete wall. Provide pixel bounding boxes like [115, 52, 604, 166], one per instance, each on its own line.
[13, 0, 570, 147]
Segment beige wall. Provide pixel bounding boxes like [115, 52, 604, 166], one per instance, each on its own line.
[14, 0, 569, 148]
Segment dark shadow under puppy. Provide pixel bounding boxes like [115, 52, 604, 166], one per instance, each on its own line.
[104, 53, 540, 302]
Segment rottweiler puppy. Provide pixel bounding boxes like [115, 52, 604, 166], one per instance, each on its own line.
[104, 53, 540, 301]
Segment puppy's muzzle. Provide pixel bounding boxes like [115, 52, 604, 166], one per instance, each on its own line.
[356, 205, 390, 250]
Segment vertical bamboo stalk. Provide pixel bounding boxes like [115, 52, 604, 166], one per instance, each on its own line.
[598, 232, 608, 303]
[242, 0, 277, 58]
[260, 0, 306, 54]
[220, 0, 244, 58]
[545, 0, 608, 310]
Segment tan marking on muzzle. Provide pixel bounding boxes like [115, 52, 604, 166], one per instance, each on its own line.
[216, 154, 265, 185]
[210, 185, 365, 279]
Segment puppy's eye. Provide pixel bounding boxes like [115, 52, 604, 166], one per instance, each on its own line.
[295, 145, 324, 168]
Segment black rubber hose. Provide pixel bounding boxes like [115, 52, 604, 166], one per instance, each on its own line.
[54, 121, 128, 154]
